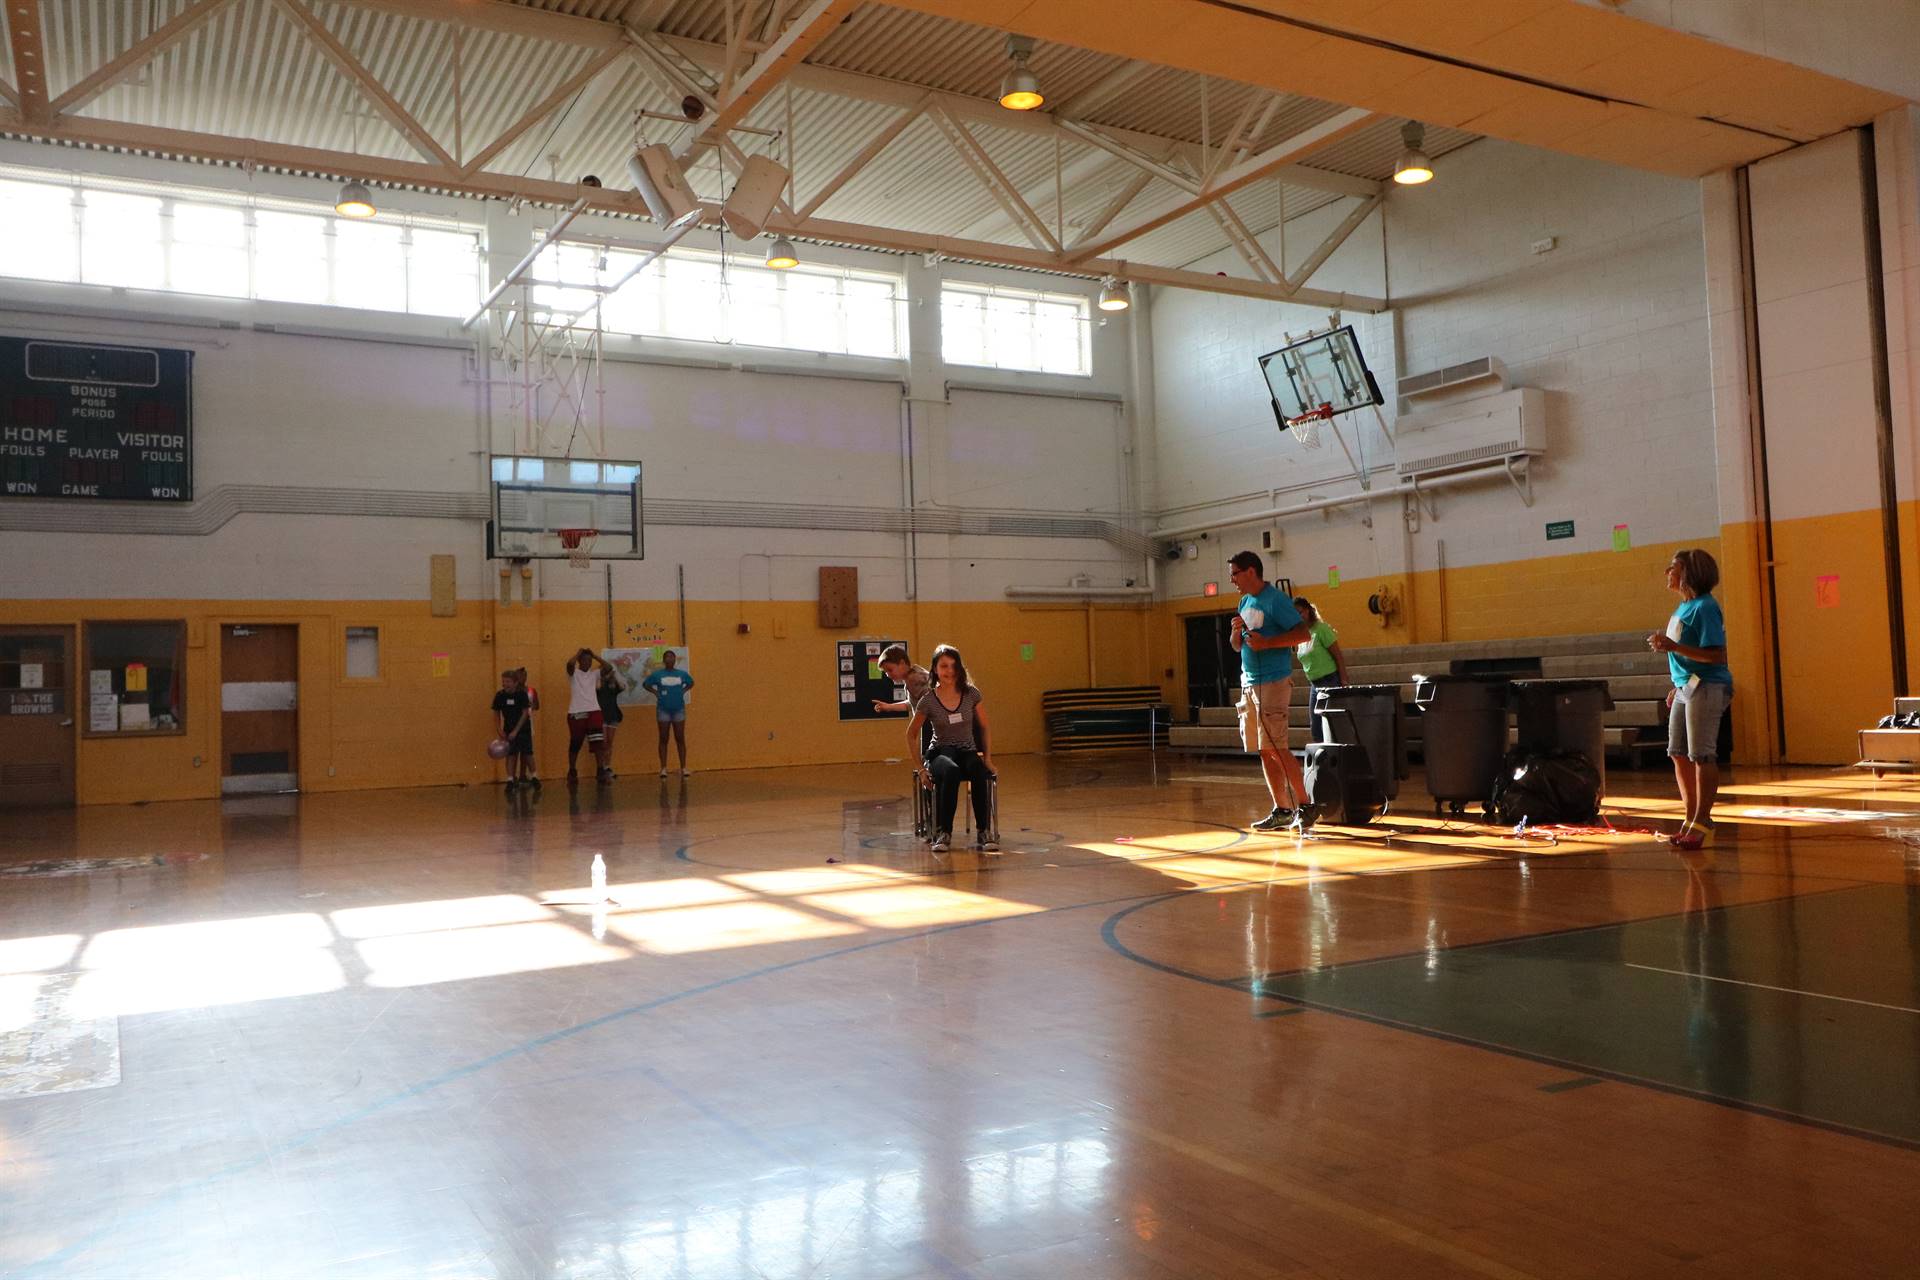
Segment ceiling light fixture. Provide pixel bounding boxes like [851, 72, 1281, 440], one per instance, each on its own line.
[335, 180, 376, 218]
[1393, 121, 1433, 186]
[998, 34, 1044, 111]
[1097, 277, 1131, 312]
[765, 236, 799, 270]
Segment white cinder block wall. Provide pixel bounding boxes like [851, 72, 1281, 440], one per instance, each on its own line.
[1151, 138, 1722, 599]
[0, 148, 1147, 605]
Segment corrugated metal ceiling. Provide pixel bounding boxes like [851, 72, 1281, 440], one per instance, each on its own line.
[8, 0, 1481, 276]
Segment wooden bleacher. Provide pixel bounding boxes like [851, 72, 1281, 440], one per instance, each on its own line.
[1167, 630, 1670, 762]
[1043, 686, 1169, 754]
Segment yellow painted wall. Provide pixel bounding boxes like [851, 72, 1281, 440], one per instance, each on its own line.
[0, 596, 1154, 805]
[1721, 508, 1900, 764]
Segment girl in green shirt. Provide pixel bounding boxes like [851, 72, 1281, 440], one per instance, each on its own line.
[1293, 597, 1348, 739]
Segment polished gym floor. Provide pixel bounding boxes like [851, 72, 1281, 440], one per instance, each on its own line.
[3, 754, 1918, 1279]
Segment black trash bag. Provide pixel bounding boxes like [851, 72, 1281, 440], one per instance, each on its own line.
[1488, 750, 1601, 826]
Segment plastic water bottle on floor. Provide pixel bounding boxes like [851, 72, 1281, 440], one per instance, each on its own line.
[591, 853, 607, 899]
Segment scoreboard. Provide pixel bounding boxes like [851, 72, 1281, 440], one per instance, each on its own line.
[0, 337, 194, 502]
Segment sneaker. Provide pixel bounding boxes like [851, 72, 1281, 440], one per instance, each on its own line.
[528, 777, 542, 791]
[931, 832, 950, 853]
[597, 768, 613, 784]
[680, 768, 692, 778]
[567, 769, 579, 784]
[505, 779, 519, 792]
[659, 767, 669, 778]
[1251, 807, 1293, 831]
[980, 835, 1000, 853]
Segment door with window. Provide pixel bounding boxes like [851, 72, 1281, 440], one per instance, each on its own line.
[0, 626, 76, 807]
[221, 624, 298, 794]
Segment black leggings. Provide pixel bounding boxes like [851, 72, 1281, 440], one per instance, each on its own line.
[927, 745, 992, 835]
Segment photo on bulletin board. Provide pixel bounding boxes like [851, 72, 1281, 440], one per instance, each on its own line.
[837, 638, 906, 721]
[602, 646, 694, 708]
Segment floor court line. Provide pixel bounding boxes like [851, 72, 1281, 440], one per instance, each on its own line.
[1622, 963, 1920, 1015]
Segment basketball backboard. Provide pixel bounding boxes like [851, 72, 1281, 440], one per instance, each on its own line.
[1258, 326, 1383, 425]
[488, 455, 643, 561]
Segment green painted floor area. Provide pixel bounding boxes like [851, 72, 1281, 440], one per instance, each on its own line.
[1257, 884, 1920, 1145]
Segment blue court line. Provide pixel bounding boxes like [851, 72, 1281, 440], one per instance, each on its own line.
[14, 828, 1248, 1277]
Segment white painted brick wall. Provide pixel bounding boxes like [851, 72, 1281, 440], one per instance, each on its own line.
[1152, 139, 1721, 578]
[0, 146, 1144, 604]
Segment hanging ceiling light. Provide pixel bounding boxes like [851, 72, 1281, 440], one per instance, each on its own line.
[1097, 277, 1131, 312]
[998, 34, 1044, 111]
[335, 180, 376, 218]
[1393, 122, 1434, 186]
[765, 236, 799, 270]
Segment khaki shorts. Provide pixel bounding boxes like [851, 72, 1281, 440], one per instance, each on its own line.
[1237, 678, 1293, 753]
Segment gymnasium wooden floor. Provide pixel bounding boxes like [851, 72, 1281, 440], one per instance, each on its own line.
[3, 753, 1918, 1279]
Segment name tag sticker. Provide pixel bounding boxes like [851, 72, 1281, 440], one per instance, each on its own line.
[947, 712, 963, 724]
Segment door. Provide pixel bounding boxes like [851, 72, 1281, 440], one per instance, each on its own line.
[1184, 613, 1238, 712]
[221, 624, 298, 794]
[0, 625, 76, 807]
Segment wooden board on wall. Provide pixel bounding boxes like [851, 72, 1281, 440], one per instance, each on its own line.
[430, 555, 457, 618]
[819, 566, 858, 629]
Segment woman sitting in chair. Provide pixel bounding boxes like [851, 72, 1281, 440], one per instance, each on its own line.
[908, 644, 998, 854]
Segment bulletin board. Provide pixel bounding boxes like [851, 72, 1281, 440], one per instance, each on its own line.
[836, 639, 906, 722]
[601, 646, 694, 707]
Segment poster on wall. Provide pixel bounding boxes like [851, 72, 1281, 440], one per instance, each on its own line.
[0, 337, 194, 501]
[837, 639, 907, 722]
[601, 646, 694, 708]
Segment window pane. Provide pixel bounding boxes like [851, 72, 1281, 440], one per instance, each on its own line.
[255, 211, 330, 303]
[85, 621, 186, 732]
[660, 258, 724, 342]
[0, 180, 77, 282]
[408, 228, 478, 317]
[782, 272, 840, 354]
[344, 627, 380, 679]
[170, 202, 248, 297]
[941, 284, 1089, 375]
[728, 270, 782, 348]
[602, 262, 661, 335]
[942, 290, 987, 367]
[986, 294, 1033, 371]
[335, 220, 406, 312]
[81, 191, 165, 290]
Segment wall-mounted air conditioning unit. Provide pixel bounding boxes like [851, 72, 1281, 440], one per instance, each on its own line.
[1393, 387, 1545, 479]
[1395, 355, 1509, 415]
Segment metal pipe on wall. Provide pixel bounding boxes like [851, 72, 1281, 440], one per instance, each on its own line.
[1151, 459, 1522, 542]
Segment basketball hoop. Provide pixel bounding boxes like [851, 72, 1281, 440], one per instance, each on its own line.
[1287, 403, 1333, 450]
[557, 527, 598, 569]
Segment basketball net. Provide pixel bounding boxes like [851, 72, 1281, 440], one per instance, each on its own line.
[558, 528, 598, 570]
[1287, 405, 1332, 450]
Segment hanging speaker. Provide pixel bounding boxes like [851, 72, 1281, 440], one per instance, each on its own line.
[721, 154, 791, 240]
[625, 144, 701, 229]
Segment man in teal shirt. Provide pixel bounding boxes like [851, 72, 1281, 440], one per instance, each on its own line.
[1228, 550, 1315, 831]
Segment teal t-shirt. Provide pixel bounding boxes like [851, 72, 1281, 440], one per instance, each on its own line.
[1239, 584, 1302, 688]
[1666, 596, 1731, 687]
[642, 668, 694, 712]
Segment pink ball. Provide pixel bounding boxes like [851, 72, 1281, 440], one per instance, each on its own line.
[487, 738, 511, 760]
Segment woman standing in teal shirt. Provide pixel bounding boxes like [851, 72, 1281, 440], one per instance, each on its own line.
[1649, 548, 1732, 850]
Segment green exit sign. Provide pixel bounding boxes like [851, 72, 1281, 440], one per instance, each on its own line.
[1545, 520, 1576, 540]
